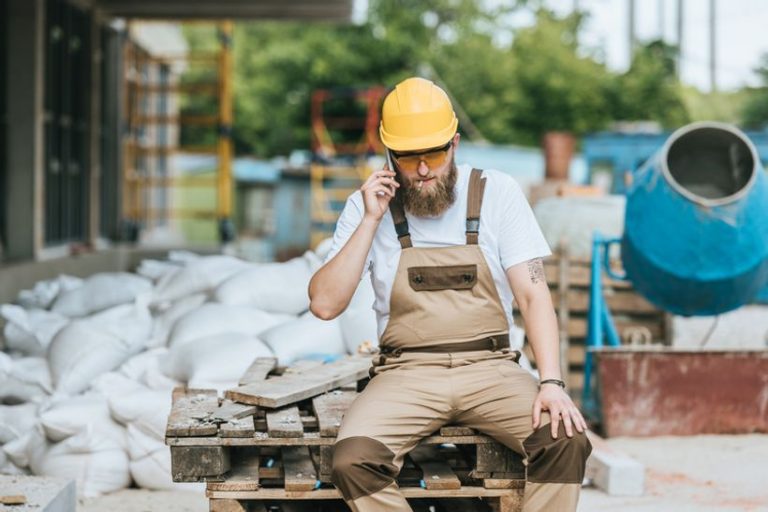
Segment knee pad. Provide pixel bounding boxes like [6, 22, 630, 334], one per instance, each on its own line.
[331, 436, 399, 501]
[523, 423, 592, 484]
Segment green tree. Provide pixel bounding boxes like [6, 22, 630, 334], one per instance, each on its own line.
[608, 40, 689, 128]
[505, 10, 613, 145]
[741, 54, 768, 129]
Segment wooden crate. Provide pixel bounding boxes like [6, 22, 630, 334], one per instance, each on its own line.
[515, 248, 671, 397]
[166, 359, 526, 512]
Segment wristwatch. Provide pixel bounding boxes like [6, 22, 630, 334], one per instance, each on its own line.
[539, 378, 566, 389]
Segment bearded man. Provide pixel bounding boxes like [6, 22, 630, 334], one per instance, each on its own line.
[308, 77, 591, 512]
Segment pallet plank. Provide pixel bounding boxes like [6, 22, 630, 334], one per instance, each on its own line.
[409, 446, 461, 490]
[219, 416, 255, 438]
[166, 388, 219, 437]
[170, 446, 230, 482]
[312, 390, 357, 437]
[475, 443, 526, 478]
[207, 447, 261, 492]
[266, 406, 304, 438]
[282, 446, 318, 491]
[238, 357, 277, 386]
[211, 400, 257, 423]
[226, 358, 371, 408]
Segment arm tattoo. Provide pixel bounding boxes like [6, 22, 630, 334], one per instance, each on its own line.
[527, 258, 545, 284]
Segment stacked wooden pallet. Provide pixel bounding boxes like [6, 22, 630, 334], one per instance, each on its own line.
[515, 249, 670, 395]
[166, 357, 526, 512]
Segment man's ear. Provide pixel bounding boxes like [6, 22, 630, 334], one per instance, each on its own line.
[453, 132, 461, 149]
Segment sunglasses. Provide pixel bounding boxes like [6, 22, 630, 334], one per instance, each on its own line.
[391, 141, 453, 172]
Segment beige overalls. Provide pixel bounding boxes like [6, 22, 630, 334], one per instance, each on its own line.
[331, 169, 591, 511]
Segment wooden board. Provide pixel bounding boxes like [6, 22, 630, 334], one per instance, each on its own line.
[219, 416, 255, 438]
[170, 446, 230, 482]
[266, 407, 304, 438]
[167, 432, 497, 447]
[312, 390, 357, 437]
[166, 388, 219, 437]
[211, 400, 257, 423]
[207, 447, 261, 492]
[282, 446, 318, 492]
[408, 446, 461, 490]
[225, 357, 371, 408]
[475, 442, 525, 478]
[238, 357, 277, 386]
[206, 486, 520, 500]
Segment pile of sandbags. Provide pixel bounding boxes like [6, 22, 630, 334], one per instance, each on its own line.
[0, 242, 378, 496]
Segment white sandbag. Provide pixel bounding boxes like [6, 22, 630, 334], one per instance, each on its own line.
[108, 387, 171, 439]
[148, 293, 208, 348]
[260, 311, 346, 365]
[90, 371, 146, 400]
[86, 299, 152, 348]
[151, 255, 250, 305]
[0, 305, 68, 356]
[166, 334, 274, 390]
[3, 431, 34, 468]
[338, 277, 378, 354]
[213, 251, 320, 315]
[168, 303, 293, 350]
[533, 195, 625, 259]
[314, 237, 334, 262]
[0, 402, 40, 444]
[135, 258, 182, 282]
[16, 275, 83, 310]
[28, 425, 131, 497]
[39, 393, 125, 447]
[47, 320, 141, 396]
[0, 353, 52, 403]
[0, 447, 28, 475]
[118, 348, 180, 390]
[51, 272, 152, 317]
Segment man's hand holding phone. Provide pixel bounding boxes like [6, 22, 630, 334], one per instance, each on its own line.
[361, 161, 399, 223]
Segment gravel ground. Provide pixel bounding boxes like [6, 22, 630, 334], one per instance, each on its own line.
[77, 435, 768, 512]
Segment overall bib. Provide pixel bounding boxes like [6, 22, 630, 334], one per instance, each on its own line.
[331, 169, 591, 511]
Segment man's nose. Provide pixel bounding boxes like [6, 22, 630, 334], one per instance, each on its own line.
[417, 160, 429, 176]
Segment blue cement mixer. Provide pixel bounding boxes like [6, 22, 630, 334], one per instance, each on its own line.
[583, 122, 768, 410]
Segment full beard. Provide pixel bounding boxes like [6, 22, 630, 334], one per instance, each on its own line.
[397, 160, 458, 217]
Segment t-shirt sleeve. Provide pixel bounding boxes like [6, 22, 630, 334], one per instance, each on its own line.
[323, 192, 373, 279]
[496, 175, 552, 270]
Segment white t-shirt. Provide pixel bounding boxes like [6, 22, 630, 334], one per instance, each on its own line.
[325, 163, 552, 338]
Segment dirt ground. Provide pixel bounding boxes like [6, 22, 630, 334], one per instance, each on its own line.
[77, 435, 768, 512]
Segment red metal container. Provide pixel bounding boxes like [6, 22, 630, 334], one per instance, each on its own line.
[594, 347, 768, 437]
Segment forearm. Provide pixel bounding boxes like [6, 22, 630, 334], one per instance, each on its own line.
[518, 295, 562, 381]
[308, 216, 379, 320]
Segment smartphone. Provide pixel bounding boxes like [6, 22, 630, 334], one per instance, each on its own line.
[381, 149, 397, 198]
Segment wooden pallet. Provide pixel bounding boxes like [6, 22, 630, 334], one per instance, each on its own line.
[166, 358, 526, 511]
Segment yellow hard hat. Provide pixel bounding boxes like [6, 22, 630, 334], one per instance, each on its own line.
[379, 77, 458, 151]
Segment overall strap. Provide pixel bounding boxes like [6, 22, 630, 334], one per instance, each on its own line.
[466, 168, 486, 245]
[389, 196, 413, 249]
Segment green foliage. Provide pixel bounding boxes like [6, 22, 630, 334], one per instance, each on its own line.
[681, 86, 748, 124]
[740, 55, 768, 129]
[608, 40, 689, 128]
[504, 10, 613, 144]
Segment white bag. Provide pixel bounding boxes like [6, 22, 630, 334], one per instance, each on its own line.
[135, 258, 182, 282]
[213, 251, 321, 315]
[259, 311, 346, 365]
[0, 353, 52, 403]
[87, 299, 153, 348]
[0, 402, 40, 444]
[118, 348, 180, 391]
[151, 255, 250, 305]
[0, 305, 68, 356]
[16, 275, 83, 310]
[167, 303, 293, 350]
[39, 393, 125, 446]
[51, 272, 152, 317]
[313, 237, 334, 262]
[162, 332, 273, 390]
[28, 425, 131, 497]
[148, 293, 208, 348]
[47, 320, 141, 396]
[108, 386, 171, 440]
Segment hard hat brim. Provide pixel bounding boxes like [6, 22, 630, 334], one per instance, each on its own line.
[379, 118, 458, 152]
